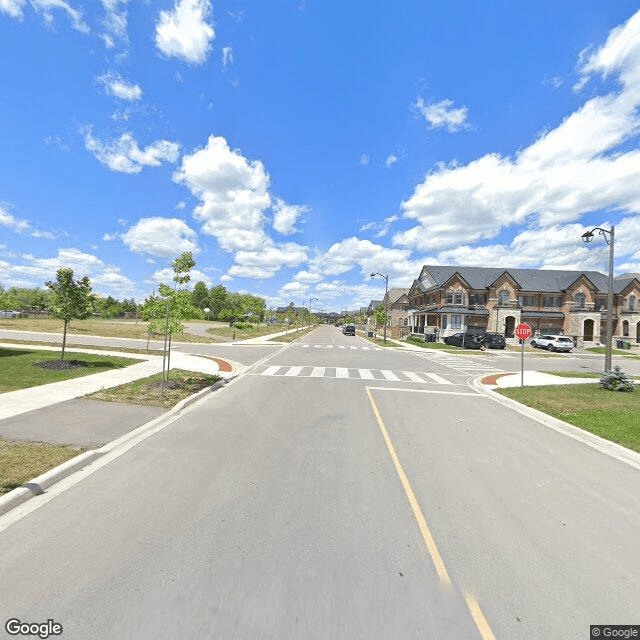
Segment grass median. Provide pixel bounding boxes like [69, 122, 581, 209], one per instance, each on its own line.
[498, 384, 640, 453]
[0, 347, 137, 393]
[269, 327, 316, 342]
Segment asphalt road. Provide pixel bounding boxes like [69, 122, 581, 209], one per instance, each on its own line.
[0, 325, 638, 639]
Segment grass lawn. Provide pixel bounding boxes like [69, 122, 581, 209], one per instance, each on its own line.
[0, 439, 85, 495]
[208, 324, 294, 340]
[0, 339, 162, 356]
[357, 332, 398, 348]
[498, 384, 640, 453]
[269, 327, 316, 342]
[0, 317, 219, 344]
[586, 346, 640, 360]
[0, 347, 137, 393]
[85, 368, 221, 409]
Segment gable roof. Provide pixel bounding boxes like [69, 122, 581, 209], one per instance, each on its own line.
[384, 287, 410, 304]
[418, 264, 626, 294]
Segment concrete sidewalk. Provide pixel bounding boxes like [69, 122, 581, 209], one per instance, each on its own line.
[482, 370, 600, 388]
[0, 342, 235, 421]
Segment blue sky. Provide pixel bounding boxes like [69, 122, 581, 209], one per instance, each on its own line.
[2, 1, 640, 312]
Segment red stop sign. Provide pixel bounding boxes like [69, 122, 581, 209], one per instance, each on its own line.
[515, 323, 532, 339]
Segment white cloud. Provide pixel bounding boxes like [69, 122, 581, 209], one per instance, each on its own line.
[83, 128, 180, 174]
[222, 46, 233, 67]
[359, 215, 398, 238]
[175, 200, 186, 210]
[31, 0, 89, 33]
[0, 248, 134, 294]
[0, 204, 58, 238]
[155, 0, 215, 65]
[272, 198, 308, 235]
[97, 71, 142, 101]
[414, 97, 470, 133]
[173, 135, 271, 251]
[149, 267, 211, 288]
[0, 0, 26, 19]
[359, 154, 370, 166]
[542, 76, 564, 89]
[385, 154, 398, 168]
[121, 217, 198, 257]
[395, 12, 640, 256]
[227, 242, 308, 279]
[100, 0, 130, 49]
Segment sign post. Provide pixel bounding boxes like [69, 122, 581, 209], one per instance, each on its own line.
[514, 323, 532, 387]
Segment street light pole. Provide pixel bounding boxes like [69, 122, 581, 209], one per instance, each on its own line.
[370, 272, 389, 343]
[308, 297, 318, 328]
[581, 225, 615, 372]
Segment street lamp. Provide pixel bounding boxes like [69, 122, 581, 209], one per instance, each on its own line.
[370, 272, 389, 343]
[582, 225, 615, 372]
[308, 297, 318, 328]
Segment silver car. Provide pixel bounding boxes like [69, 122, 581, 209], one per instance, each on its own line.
[530, 334, 574, 352]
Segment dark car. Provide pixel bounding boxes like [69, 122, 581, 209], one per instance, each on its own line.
[482, 332, 506, 349]
[443, 332, 485, 349]
[343, 324, 356, 335]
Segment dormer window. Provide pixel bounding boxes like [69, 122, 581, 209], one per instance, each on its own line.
[498, 290, 509, 305]
[454, 292, 463, 305]
[445, 290, 453, 304]
[629, 295, 636, 312]
[575, 292, 586, 309]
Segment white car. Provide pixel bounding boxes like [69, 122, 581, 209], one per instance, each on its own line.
[530, 334, 574, 352]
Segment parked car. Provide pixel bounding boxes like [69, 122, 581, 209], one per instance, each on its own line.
[342, 324, 356, 335]
[443, 332, 485, 349]
[530, 334, 574, 352]
[482, 332, 506, 349]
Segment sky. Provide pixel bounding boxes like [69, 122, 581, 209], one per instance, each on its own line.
[1, 1, 640, 312]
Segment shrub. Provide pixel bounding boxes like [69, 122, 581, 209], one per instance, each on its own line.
[232, 322, 252, 330]
[599, 366, 636, 392]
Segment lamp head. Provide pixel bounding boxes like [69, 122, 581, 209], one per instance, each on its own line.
[581, 230, 594, 243]
[370, 273, 375, 279]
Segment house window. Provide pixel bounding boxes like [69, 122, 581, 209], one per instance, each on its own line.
[454, 292, 463, 305]
[575, 292, 586, 309]
[498, 290, 510, 305]
[543, 296, 561, 307]
[441, 315, 447, 329]
[629, 296, 636, 312]
[623, 320, 629, 337]
[519, 295, 536, 307]
[451, 315, 462, 329]
[445, 290, 453, 304]
[469, 294, 486, 306]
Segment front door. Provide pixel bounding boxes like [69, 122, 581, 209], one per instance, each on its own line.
[505, 316, 515, 338]
[584, 319, 594, 341]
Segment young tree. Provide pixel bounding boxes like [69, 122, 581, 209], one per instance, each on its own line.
[209, 285, 227, 319]
[143, 252, 202, 378]
[46, 268, 94, 359]
[192, 281, 210, 311]
[374, 303, 386, 328]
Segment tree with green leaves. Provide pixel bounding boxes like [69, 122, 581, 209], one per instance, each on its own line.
[374, 303, 386, 328]
[46, 268, 94, 359]
[192, 281, 210, 312]
[143, 252, 202, 378]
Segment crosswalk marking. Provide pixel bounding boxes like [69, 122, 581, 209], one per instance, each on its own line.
[422, 372, 453, 385]
[402, 371, 425, 383]
[284, 366, 303, 377]
[301, 344, 380, 351]
[253, 366, 456, 385]
[263, 365, 280, 376]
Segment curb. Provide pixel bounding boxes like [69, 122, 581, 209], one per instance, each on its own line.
[470, 375, 640, 471]
[0, 375, 237, 518]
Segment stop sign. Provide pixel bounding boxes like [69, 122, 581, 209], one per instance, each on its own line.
[515, 323, 532, 339]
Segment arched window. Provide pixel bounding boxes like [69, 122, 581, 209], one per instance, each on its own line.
[623, 320, 629, 337]
[628, 295, 636, 312]
[575, 292, 586, 309]
[498, 290, 509, 305]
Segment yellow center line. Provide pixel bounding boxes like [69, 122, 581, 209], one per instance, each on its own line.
[365, 386, 452, 587]
[464, 594, 497, 640]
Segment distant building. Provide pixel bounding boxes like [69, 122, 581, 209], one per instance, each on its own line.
[407, 264, 640, 345]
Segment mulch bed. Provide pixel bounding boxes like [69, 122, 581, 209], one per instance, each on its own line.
[34, 360, 88, 370]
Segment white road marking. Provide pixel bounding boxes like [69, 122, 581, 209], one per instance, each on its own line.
[310, 367, 325, 377]
[422, 372, 453, 385]
[262, 365, 281, 376]
[402, 371, 427, 383]
[284, 366, 303, 376]
[381, 370, 400, 381]
[335, 367, 349, 378]
[358, 369, 375, 379]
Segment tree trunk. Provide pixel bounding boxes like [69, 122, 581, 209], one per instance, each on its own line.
[167, 333, 172, 377]
[61, 320, 68, 360]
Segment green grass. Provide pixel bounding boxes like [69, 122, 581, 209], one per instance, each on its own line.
[0, 338, 162, 356]
[0, 439, 85, 495]
[269, 327, 316, 342]
[542, 370, 603, 378]
[85, 369, 221, 409]
[207, 324, 300, 340]
[0, 347, 137, 393]
[0, 317, 221, 343]
[498, 384, 640, 453]
[586, 346, 640, 360]
[357, 332, 398, 348]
